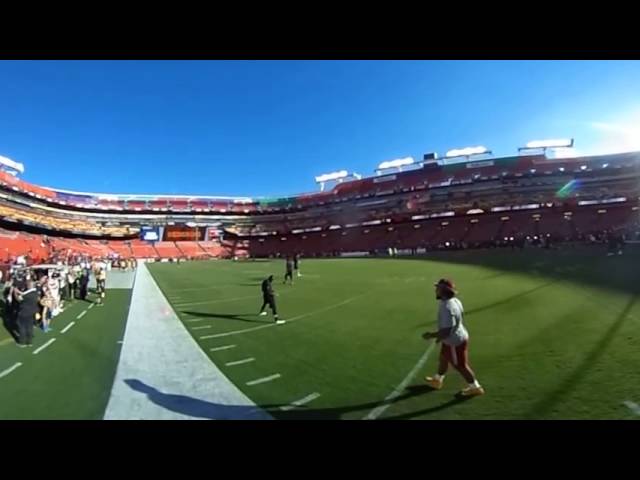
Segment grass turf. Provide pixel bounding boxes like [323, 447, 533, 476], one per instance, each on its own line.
[148, 247, 640, 420]
[0, 289, 131, 420]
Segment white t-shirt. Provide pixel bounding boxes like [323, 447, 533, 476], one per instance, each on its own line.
[437, 297, 469, 346]
[48, 278, 60, 298]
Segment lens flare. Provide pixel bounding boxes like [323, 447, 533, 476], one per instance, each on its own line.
[556, 179, 581, 199]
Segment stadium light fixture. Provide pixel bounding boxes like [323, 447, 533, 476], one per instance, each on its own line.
[524, 139, 574, 149]
[315, 170, 349, 192]
[445, 146, 491, 158]
[518, 138, 574, 155]
[0, 155, 25, 174]
[376, 156, 415, 173]
[314, 170, 349, 184]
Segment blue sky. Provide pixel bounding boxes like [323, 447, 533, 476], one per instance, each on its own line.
[1, 60, 640, 198]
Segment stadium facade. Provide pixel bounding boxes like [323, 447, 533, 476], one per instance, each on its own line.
[1, 148, 639, 263]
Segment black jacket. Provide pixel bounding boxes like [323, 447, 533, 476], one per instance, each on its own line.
[261, 279, 274, 297]
[17, 289, 40, 320]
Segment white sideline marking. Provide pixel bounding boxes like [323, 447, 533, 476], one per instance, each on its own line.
[60, 321, 76, 334]
[192, 325, 212, 330]
[226, 357, 255, 366]
[0, 362, 22, 379]
[210, 344, 236, 352]
[199, 293, 367, 340]
[185, 318, 206, 323]
[280, 392, 321, 411]
[33, 338, 57, 355]
[246, 374, 281, 386]
[174, 294, 258, 308]
[88, 304, 95, 310]
[117, 341, 124, 344]
[77, 311, 87, 319]
[363, 342, 436, 420]
[623, 401, 640, 416]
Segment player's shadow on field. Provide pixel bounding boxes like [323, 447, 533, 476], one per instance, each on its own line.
[181, 311, 270, 324]
[123, 379, 278, 419]
[123, 379, 465, 420]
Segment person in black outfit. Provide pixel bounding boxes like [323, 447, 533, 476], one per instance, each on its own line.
[283, 257, 294, 285]
[79, 271, 89, 301]
[15, 279, 39, 347]
[259, 275, 284, 324]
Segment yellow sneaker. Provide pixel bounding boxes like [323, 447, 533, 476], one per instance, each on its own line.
[459, 386, 485, 397]
[425, 376, 444, 390]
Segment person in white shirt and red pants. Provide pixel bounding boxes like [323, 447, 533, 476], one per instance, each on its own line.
[422, 278, 484, 397]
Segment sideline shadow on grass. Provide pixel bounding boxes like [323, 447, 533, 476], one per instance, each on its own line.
[398, 247, 640, 296]
[521, 292, 639, 419]
[124, 379, 467, 420]
[181, 311, 269, 324]
[464, 280, 557, 317]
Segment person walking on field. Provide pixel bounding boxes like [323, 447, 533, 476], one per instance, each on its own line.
[422, 279, 484, 397]
[259, 275, 285, 325]
[283, 256, 294, 285]
[294, 253, 301, 278]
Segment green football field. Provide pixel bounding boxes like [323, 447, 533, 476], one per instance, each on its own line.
[148, 247, 640, 420]
[0, 288, 131, 420]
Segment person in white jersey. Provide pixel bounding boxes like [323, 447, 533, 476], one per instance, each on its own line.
[422, 278, 484, 397]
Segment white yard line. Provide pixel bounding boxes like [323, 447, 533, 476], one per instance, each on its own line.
[623, 401, 640, 416]
[185, 318, 206, 323]
[280, 392, 321, 411]
[363, 342, 436, 420]
[0, 362, 23, 379]
[60, 321, 76, 334]
[77, 310, 87, 319]
[192, 325, 213, 330]
[88, 303, 95, 310]
[210, 344, 236, 352]
[33, 338, 57, 355]
[174, 294, 259, 308]
[171, 285, 237, 293]
[199, 293, 368, 340]
[246, 374, 281, 386]
[225, 357, 255, 366]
